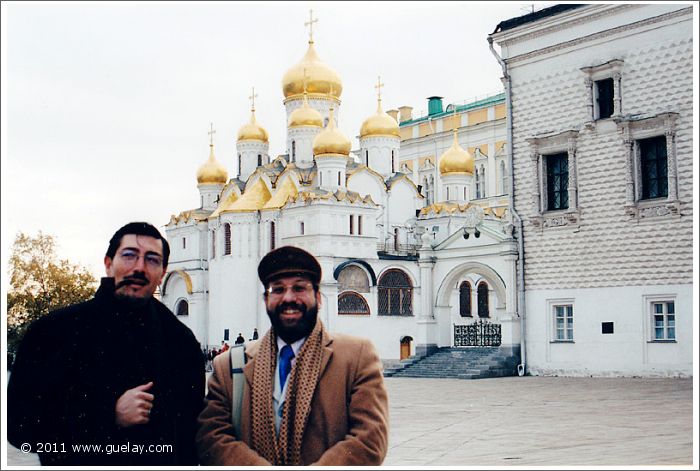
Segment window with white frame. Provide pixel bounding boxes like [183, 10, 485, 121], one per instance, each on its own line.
[553, 304, 574, 341]
[581, 59, 623, 122]
[617, 112, 679, 219]
[526, 130, 580, 227]
[651, 301, 675, 341]
[500, 160, 507, 195]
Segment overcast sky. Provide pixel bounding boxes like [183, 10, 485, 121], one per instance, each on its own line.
[2, 1, 549, 281]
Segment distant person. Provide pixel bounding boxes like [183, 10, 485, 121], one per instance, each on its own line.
[251, 328, 259, 340]
[7, 222, 205, 465]
[235, 333, 245, 345]
[196, 246, 388, 465]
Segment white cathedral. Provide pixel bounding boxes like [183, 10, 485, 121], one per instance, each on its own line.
[161, 24, 517, 363]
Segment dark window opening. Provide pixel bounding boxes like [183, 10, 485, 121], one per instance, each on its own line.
[459, 281, 472, 317]
[640, 136, 668, 200]
[602, 322, 614, 334]
[596, 78, 614, 119]
[546, 153, 569, 210]
[378, 269, 413, 316]
[477, 282, 489, 318]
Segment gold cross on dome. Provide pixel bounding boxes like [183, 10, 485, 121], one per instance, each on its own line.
[208, 122, 216, 146]
[249, 86, 258, 111]
[305, 9, 318, 43]
[374, 75, 384, 101]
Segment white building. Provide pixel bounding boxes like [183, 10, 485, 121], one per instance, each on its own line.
[161, 24, 517, 362]
[490, 4, 693, 376]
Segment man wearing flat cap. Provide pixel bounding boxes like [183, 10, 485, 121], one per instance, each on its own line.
[196, 246, 389, 465]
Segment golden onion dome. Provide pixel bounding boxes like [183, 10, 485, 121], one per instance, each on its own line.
[237, 110, 269, 142]
[360, 98, 399, 138]
[439, 130, 474, 175]
[288, 91, 323, 128]
[197, 144, 228, 184]
[282, 41, 342, 100]
[312, 106, 351, 156]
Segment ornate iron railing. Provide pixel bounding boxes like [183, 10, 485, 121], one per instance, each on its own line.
[454, 320, 502, 347]
[376, 242, 420, 255]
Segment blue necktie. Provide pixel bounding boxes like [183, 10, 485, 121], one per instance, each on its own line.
[279, 345, 295, 390]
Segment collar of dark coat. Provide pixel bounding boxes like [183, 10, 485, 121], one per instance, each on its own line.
[242, 326, 334, 386]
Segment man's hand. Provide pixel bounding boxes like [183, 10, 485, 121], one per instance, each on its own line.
[115, 382, 154, 428]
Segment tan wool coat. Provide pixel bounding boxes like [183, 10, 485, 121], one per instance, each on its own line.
[196, 329, 389, 466]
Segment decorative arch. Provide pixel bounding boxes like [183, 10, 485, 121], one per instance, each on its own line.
[333, 259, 377, 286]
[435, 262, 506, 310]
[162, 270, 193, 296]
[459, 281, 472, 317]
[477, 281, 490, 318]
[175, 298, 189, 316]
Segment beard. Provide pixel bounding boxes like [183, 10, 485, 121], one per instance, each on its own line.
[267, 300, 318, 344]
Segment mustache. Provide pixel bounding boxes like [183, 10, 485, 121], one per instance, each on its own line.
[116, 273, 149, 289]
[274, 301, 307, 316]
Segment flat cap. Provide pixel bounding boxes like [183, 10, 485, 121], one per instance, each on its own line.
[258, 246, 322, 286]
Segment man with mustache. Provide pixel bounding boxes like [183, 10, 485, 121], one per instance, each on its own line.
[8, 222, 205, 465]
[196, 246, 389, 465]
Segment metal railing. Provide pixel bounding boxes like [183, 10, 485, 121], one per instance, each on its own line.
[454, 320, 502, 347]
[376, 242, 420, 255]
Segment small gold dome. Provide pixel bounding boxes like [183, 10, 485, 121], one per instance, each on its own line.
[237, 111, 269, 142]
[288, 92, 323, 128]
[282, 41, 342, 100]
[197, 145, 228, 184]
[360, 99, 399, 138]
[312, 107, 351, 156]
[439, 130, 474, 175]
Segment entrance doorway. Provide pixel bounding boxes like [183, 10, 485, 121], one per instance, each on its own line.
[400, 336, 413, 360]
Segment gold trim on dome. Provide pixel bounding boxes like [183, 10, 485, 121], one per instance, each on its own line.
[237, 93, 269, 142]
[224, 177, 272, 212]
[288, 76, 323, 128]
[439, 129, 474, 175]
[263, 175, 299, 209]
[360, 77, 399, 138]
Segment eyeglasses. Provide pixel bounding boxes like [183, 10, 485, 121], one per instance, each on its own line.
[118, 249, 163, 269]
[266, 282, 314, 299]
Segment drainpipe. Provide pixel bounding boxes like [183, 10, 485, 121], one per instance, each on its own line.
[488, 36, 527, 376]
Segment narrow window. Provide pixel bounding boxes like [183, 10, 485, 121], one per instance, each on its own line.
[211, 230, 216, 259]
[238, 154, 242, 176]
[257, 154, 262, 166]
[554, 305, 574, 341]
[640, 136, 668, 200]
[394, 228, 399, 251]
[459, 281, 472, 317]
[300, 221, 305, 235]
[477, 282, 489, 318]
[270, 221, 276, 250]
[349, 215, 354, 235]
[463, 187, 466, 200]
[223, 329, 229, 341]
[182, 237, 186, 249]
[320, 172, 323, 186]
[480, 166, 487, 198]
[500, 160, 507, 194]
[338, 171, 341, 186]
[391, 150, 395, 173]
[292, 141, 296, 162]
[358, 215, 363, 235]
[224, 223, 232, 255]
[365, 150, 369, 166]
[446, 187, 450, 200]
[546, 153, 569, 210]
[595, 78, 614, 120]
[475, 171, 481, 198]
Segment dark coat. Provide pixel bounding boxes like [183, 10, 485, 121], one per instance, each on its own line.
[7, 278, 205, 466]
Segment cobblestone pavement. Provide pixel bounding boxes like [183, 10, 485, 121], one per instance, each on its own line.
[6, 376, 695, 467]
[383, 376, 694, 467]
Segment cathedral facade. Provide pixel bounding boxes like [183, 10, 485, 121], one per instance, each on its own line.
[161, 27, 516, 362]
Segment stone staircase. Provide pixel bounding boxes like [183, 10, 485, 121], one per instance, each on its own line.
[384, 346, 520, 379]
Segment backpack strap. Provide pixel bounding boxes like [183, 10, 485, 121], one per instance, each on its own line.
[229, 343, 246, 438]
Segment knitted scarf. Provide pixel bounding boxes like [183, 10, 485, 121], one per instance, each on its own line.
[251, 317, 324, 465]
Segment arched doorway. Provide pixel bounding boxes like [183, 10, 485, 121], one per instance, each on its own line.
[400, 336, 413, 360]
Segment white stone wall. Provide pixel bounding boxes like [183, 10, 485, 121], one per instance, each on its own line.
[494, 4, 693, 375]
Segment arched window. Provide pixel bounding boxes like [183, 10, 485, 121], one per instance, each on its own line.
[459, 281, 472, 317]
[478, 281, 489, 318]
[270, 221, 276, 250]
[176, 299, 189, 316]
[224, 223, 232, 255]
[338, 265, 370, 293]
[378, 269, 413, 316]
[338, 292, 370, 315]
[257, 154, 262, 166]
[292, 141, 296, 162]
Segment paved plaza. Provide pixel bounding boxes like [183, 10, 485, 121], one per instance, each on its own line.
[6, 376, 695, 467]
[383, 376, 694, 467]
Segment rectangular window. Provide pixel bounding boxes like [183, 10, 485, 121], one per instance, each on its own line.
[358, 215, 363, 235]
[300, 221, 305, 235]
[349, 215, 354, 235]
[223, 329, 229, 341]
[652, 301, 675, 341]
[546, 153, 569, 211]
[639, 136, 668, 200]
[595, 78, 614, 119]
[182, 237, 186, 249]
[554, 304, 574, 341]
[211, 230, 216, 259]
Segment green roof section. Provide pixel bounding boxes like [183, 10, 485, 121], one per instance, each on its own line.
[399, 92, 505, 127]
